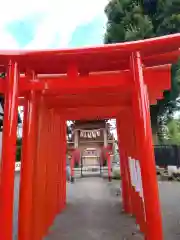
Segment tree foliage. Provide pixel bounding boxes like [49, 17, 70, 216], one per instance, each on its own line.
[104, 0, 180, 142]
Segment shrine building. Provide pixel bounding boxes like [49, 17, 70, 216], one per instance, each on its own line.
[67, 120, 114, 167]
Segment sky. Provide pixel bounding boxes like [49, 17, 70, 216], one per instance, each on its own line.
[1, 0, 108, 50]
[5, 0, 117, 138]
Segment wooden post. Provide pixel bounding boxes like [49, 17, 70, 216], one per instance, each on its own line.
[0, 61, 19, 240]
[116, 117, 132, 214]
[31, 97, 47, 240]
[130, 52, 163, 240]
[18, 91, 38, 240]
[62, 119, 67, 208]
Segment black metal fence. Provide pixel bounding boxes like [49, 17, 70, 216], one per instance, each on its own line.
[154, 145, 180, 167]
[73, 146, 180, 173]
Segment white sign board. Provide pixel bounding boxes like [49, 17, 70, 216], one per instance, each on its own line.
[15, 162, 21, 172]
[128, 157, 144, 200]
[80, 129, 101, 139]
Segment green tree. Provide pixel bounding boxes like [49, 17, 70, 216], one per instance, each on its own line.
[104, 0, 180, 142]
[166, 119, 180, 144]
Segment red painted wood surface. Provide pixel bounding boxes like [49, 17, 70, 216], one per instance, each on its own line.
[1, 34, 180, 240]
[0, 33, 178, 73]
[0, 62, 19, 240]
[131, 52, 163, 240]
[18, 91, 39, 240]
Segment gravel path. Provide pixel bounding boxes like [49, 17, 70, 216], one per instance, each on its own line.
[158, 181, 180, 240]
[13, 174, 180, 240]
[44, 178, 142, 240]
[13, 173, 20, 240]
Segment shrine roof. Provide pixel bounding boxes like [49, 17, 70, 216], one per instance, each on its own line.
[0, 33, 180, 74]
[74, 120, 106, 129]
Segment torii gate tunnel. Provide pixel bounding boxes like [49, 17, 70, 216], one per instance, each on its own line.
[0, 34, 180, 240]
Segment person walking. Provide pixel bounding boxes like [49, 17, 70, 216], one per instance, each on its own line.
[66, 154, 71, 182]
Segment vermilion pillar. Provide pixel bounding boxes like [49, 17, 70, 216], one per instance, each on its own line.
[56, 115, 62, 212]
[124, 111, 146, 232]
[31, 96, 47, 240]
[0, 61, 19, 240]
[54, 113, 59, 215]
[18, 91, 38, 240]
[116, 117, 132, 214]
[44, 109, 52, 231]
[59, 119, 63, 210]
[51, 110, 58, 222]
[61, 118, 67, 207]
[43, 109, 50, 234]
[130, 52, 163, 240]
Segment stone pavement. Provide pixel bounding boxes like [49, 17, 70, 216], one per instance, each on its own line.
[44, 178, 143, 240]
[13, 174, 180, 240]
[13, 173, 20, 240]
[158, 181, 180, 240]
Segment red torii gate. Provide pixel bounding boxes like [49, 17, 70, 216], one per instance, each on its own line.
[0, 34, 180, 240]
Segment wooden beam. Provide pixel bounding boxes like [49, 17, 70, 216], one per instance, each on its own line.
[55, 106, 124, 120]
